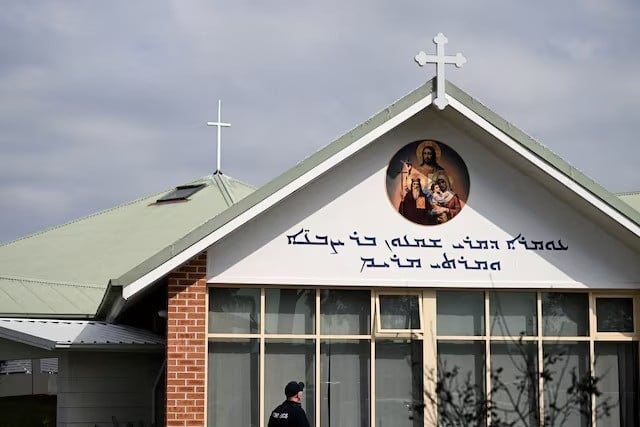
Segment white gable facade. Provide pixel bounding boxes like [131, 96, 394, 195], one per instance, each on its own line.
[208, 106, 639, 289]
[194, 88, 640, 427]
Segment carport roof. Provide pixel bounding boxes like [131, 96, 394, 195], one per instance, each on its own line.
[0, 318, 164, 350]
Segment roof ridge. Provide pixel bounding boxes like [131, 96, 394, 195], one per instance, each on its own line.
[212, 173, 235, 206]
[0, 274, 103, 289]
[218, 173, 256, 191]
[617, 191, 640, 196]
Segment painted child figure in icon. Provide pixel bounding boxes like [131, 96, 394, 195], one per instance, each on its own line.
[429, 173, 462, 223]
[430, 181, 451, 224]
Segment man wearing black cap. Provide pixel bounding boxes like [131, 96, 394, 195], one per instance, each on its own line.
[267, 381, 311, 427]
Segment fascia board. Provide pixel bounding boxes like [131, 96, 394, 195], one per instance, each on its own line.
[0, 327, 56, 350]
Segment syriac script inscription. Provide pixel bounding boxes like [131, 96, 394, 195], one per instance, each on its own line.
[286, 228, 568, 273]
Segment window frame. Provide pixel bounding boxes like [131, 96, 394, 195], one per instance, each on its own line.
[205, 286, 639, 427]
[374, 290, 424, 337]
[591, 293, 639, 340]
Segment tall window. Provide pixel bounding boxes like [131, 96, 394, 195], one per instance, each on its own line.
[436, 291, 639, 427]
[207, 288, 638, 427]
[208, 287, 373, 427]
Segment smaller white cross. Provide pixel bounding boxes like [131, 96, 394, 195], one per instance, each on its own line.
[207, 99, 231, 173]
[415, 33, 466, 110]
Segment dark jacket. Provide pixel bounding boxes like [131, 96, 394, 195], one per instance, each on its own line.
[267, 400, 311, 427]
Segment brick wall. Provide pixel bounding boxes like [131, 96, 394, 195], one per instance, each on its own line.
[166, 252, 207, 426]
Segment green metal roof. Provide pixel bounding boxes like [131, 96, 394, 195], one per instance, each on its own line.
[0, 173, 254, 317]
[619, 192, 640, 213]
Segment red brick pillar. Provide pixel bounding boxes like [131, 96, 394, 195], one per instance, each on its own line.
[166, 252, 207, 426]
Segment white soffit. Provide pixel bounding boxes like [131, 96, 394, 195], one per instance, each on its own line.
[0, 318, 164, 350]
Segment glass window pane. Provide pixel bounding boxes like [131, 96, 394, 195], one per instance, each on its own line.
[490, 292, 537, 336]
[596, 298, 634, 332]
[595, 342, 639, 427]
[379, 295, 421, 330]
[437, 341, 486, 425]
[490, 342, 538, 427]
[543, 343, 590, 427]
[437, 291, 484, 336]
[266, 289, 315, 334]
[320, 290, 370, 335]
[208, 339, 259, 427]
[321, 340, 370, 427]
[265, 340, 316, 427]
[209, 288, 260, 333]
[376, 340, 424, 427]
[542, 292, 589, 336]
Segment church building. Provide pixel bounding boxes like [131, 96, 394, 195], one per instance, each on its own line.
[0, 36, 638, 427]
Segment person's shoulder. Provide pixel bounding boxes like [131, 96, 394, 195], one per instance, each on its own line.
[292, 404, 308, 416]
[270, 402, 286, 414]
[280, 401, 299, 411]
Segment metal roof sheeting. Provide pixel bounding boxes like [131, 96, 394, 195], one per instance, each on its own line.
[619, 192, 640, 213]
[0, 318, 164, 350]
[0, 174, 254, 317]
[0, 276, 105, 317]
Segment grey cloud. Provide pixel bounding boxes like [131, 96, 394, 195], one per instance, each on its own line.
[0, 0, 639, 242]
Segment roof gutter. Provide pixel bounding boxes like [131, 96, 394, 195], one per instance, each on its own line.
[95, 280, 125, 320]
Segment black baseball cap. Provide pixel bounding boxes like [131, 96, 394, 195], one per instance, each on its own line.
[284, 381, 305, 397]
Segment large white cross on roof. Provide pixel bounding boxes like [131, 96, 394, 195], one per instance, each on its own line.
[207, 99, 231, 173]
[415, 33, 466, 110]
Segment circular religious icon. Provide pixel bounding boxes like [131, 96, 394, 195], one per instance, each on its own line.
[385, 140, 470, 225]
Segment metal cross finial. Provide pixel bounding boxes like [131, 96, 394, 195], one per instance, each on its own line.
[207, 99, 231, 173]
[415, 33, 466, 110]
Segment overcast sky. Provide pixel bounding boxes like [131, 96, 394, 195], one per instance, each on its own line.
[1, 1, 639, 243]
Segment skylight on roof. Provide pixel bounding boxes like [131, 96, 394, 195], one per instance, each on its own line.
[157, 184, 205, 203]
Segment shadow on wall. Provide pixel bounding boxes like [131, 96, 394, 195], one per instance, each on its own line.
[107, 416, 150, 426]
[0, 394, 56, 427]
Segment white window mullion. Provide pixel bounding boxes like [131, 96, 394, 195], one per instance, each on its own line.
[589, 293, 596, 427]
[485, 291, 492, 427]
[423, 290, 437, 427]
[260, 288, 266, 427]
[371, 291, 376, 427]
[537, 291, 544, 426]
[315, 288, 320, 427]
